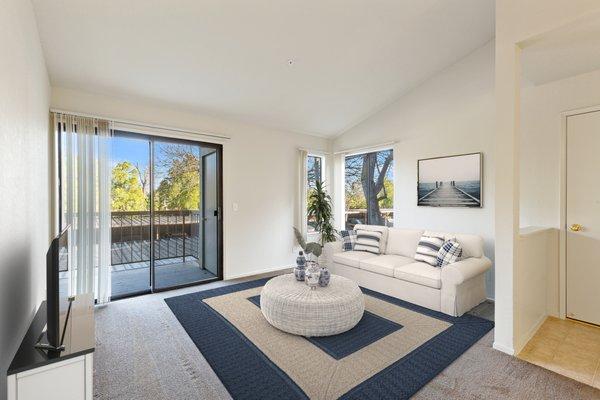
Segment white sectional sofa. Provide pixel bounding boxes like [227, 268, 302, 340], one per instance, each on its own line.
[324, 224, 491, 317]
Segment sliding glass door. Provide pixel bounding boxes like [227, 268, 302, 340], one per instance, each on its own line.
[107, 132, 222, 298]
[110, 134, 152, 297]
[152, 139, 219, 289]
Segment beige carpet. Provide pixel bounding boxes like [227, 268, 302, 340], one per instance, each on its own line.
[94, 273, 600, 400]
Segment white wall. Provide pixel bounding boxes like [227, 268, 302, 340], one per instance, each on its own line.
[495, 0, 600, 355]
[519, 68, 600, 323]
[515, 227, 558, 354]
[332, 42, 495, 298]
[0, 0, 50, 398]
[50, 87, 330, 280]
[521, 68, 600, 229]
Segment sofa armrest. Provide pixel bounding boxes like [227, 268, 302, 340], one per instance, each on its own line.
[323, 240, 343, 267]
[441, 256, 492, 286]
[440, 256, 491, 316]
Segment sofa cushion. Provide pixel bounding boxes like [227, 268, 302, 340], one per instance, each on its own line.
[425, 230, 484, 259]
[453, 234, 483, 258]
[332, 251, 375, 268]
[394, 262, 442, 289]
[359, 255, 414, 277]
[386, 228, 424, 257]
[353, 224, 388, 254]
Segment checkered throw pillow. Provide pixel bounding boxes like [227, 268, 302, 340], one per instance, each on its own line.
[415, 235, 445, 266]
[436, 240, 463, 267]
[340, 230, 357, 251]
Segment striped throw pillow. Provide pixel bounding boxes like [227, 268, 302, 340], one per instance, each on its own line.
[436, 240, 463, 267]
[353, 229, 383, 254]
[415, 235, 445, 266]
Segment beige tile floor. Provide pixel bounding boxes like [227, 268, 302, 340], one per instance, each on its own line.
[519, 316, 600, 389]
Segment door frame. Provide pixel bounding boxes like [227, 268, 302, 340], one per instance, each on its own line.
[201, 150, 221, 275]
[109, 130, 224, 298]
[559, 104, 600, 320]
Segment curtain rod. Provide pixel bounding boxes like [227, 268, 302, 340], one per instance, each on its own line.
[333, 141, 396, 155]
[50, 108, 232, 140]
[298, 147, 332, 155]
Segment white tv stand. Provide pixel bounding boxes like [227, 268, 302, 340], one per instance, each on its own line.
[6, 296, 95, 400]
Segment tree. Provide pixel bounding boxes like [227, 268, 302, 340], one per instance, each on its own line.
[345, 150, 393, 225]
[307, 156, 322, 187]
[111, 161, 147, 211]
[379, 178, 394, 209]
[154, 151, 200, 210]
[134, 162, 149, 197]
[345, 180, 366, 209]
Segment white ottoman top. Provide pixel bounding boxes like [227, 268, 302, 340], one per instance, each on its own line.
[260, 274, 364, 337]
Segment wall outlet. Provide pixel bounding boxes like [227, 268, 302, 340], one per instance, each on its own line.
[232, 202, 239, 212]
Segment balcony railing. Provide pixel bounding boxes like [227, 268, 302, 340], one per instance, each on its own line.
[111, 210, 201, 266]
[344, 209, 394, 230]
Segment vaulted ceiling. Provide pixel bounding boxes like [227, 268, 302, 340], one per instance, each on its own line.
[32, 0, 494, 136]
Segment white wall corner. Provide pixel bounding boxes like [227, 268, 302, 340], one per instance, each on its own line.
[492, 341, 515, 356]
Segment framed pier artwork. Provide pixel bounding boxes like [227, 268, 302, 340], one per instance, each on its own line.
[417, 152, 482, 207]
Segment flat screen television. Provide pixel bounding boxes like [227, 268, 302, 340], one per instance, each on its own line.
[45, 226, 71, 350]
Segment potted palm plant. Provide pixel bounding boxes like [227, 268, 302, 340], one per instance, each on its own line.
[294, 180, 336, 287]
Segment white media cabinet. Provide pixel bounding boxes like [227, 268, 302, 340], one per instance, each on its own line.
[6, 296, 95, 400]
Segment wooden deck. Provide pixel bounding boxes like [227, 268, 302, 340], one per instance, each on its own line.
[418, 183, 481, 207]
[111, 257, 217, 298]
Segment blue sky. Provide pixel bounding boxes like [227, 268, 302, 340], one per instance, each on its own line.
[112, 136, 149, 168]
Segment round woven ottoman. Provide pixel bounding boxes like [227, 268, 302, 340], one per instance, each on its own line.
[260, 273, 364, 337]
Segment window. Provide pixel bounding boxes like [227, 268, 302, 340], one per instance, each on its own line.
[344, 149, 393, 229]
[307, 155, 323, 233]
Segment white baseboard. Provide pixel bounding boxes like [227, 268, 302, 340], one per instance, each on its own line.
[515, 314, 547, 355]
[492, 341, 515, 355]
[224, 265, 292, 281]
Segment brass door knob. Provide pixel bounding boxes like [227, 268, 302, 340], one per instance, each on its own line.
[569, 223, 582, 232]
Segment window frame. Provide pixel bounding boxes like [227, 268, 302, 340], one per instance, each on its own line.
[306, 153, 325, 238]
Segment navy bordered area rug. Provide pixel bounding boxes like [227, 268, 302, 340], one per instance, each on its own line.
[165, 277, 493, 400]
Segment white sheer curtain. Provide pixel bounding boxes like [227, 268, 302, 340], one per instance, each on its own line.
[56, 113, 113, 304]
[297, 149, 309, 238]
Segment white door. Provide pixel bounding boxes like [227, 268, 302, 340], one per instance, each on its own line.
[566, 110, 600, 325]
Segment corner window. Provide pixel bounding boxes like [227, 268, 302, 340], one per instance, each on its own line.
[344, 149, 393, 229]
[307, 155, 323, 233]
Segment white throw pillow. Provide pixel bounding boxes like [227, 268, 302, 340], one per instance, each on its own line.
[386, 229, 424, 257]
[414, 235, 445, 266]
[354, 229, 383, 254]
